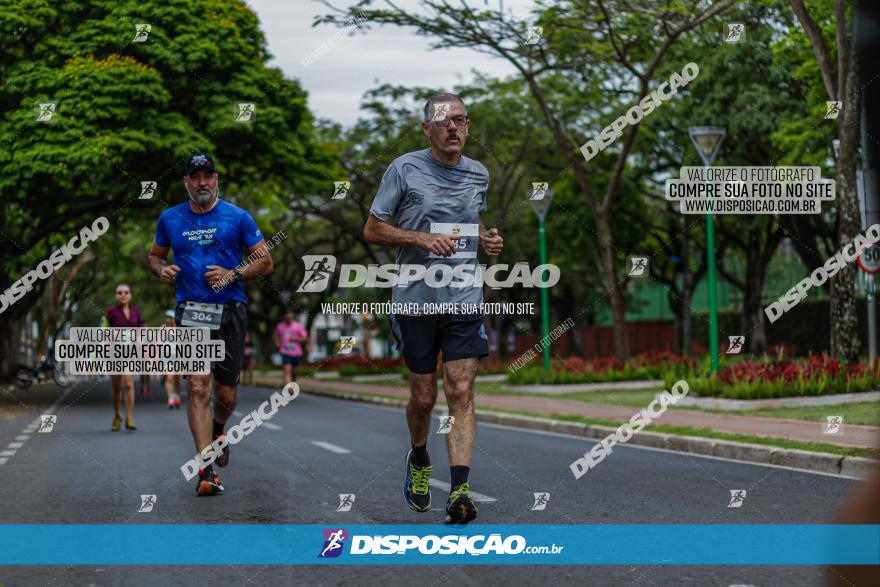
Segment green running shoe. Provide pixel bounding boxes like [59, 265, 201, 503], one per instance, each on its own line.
[445, 482, 477, 524]
[403, 449, 432, 512]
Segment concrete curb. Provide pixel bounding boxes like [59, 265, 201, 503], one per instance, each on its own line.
[298, 386, 878, 480]
[349, 373, 403, 383]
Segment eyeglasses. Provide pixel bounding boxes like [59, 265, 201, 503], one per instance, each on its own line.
[429, 116, 469, 128]
[116, 291, 130, 295]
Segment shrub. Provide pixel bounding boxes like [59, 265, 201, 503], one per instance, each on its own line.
[506, 352, 695, 385]
[666, 355, 880, 399]
[313, 355, 402, 376]
[478, 358, 509, 375]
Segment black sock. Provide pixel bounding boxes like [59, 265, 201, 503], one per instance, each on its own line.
[200, 463, 214, 476]
[450, 466, 470, 489]
[213, 419, 224, 437]
[410, 443, 430, 467]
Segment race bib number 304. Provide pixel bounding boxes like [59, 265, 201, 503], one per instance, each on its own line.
[429, 223, 479, 259]
[180, 302, 223, 330]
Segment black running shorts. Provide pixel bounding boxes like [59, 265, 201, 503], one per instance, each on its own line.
[176, 301, 247, 387]
[390, 314, 489, 374]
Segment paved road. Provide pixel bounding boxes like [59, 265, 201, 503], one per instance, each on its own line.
[0, 381, 864, 586]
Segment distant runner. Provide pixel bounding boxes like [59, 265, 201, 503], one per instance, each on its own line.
[104, 284, 142, 431]
[275, 311, 308, 384]
[162, 310, 182, 409]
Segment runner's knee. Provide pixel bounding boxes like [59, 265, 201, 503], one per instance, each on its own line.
[408, 394, 436, 414]
[444, 383, 474, 408]
[187, 379, 211, 400]
[443, 366, 475, 401]
[213, 385, 237, 408]
[409, 377, 437, 412]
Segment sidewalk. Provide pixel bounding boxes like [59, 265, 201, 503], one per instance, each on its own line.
[295, 378, 880, 450]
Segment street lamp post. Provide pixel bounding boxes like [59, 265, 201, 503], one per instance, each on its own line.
[688, 127, 726, 374]
[529, 189, 554, 371]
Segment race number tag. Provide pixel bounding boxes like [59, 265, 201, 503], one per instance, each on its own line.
[428, 223, 479, 259]
[180, 302, 223, 330]
[283, 342, 298, 351]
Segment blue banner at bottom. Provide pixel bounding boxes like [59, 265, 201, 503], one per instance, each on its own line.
[0, 525, 877, 565]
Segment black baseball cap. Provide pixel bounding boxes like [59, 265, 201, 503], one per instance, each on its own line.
[185, 153, 217, 176]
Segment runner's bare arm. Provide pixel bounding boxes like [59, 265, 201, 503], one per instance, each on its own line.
[204, 239, 274, 286]
[364, 214, 456, 257]
[240, 239, 274, 279]
[148, 241, 181, 284]
[479, 220, 503, 256]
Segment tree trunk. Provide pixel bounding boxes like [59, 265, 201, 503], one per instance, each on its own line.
[596, 210, 629, 360]
[831, 29, 862, 363]
[669, 292, 684, 355]
[0, 281, 47, 380]
[742, 237, 766, 353]
[0, 315, 24, 380]
[743, 283, 768, 354]
[681, 222, 693, 355]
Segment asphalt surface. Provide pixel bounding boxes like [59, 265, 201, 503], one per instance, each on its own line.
[0, 381, 865, 586]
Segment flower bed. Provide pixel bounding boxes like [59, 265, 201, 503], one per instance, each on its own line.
[478, 359, 509, 375]
[664, 355, 880, 399]
[311, 355, 403, 377]
[507, 352, 697, 385]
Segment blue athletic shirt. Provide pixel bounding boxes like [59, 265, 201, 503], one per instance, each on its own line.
[154, 200, 263, 304]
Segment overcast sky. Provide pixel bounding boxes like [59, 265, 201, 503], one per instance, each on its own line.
[247, 0, 537, 126]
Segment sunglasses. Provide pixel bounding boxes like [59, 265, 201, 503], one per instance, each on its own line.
[116, 291, 130, 295]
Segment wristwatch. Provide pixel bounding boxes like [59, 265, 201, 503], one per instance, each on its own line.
[232, 268, 243, 282]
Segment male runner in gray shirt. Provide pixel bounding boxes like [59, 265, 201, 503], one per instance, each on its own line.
[364, 92, 503, 524]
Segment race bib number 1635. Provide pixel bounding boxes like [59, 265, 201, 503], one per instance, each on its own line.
[429, 223, 478, 259]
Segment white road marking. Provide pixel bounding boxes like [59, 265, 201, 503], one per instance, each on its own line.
[429, 479, 497, 503]
[0, 387, 70, 466]
[310, 441, 351, 454]
[232, 411, 281, 431]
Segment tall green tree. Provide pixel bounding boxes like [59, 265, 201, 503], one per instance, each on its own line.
[0, 0, 327, 376]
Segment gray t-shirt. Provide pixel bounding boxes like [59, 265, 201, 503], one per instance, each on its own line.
[369, 148, 489, 314]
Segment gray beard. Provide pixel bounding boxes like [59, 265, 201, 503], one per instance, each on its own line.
[187, 185, 218, 207]
[192, 192, 213, 206]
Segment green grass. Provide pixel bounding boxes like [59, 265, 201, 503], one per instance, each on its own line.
[489, 408, 880, 460]
[729, 402, 880, 426]
[552, 389, 662, 407]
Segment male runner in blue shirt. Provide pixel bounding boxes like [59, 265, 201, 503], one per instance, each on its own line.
[148, 153, 274, 496]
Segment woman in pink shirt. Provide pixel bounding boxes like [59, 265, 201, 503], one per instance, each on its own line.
[104, 284, 142, 431]
[275, 311, 309, 384]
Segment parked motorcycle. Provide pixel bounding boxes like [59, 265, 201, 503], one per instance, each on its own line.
[15, 356, 70, 389]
